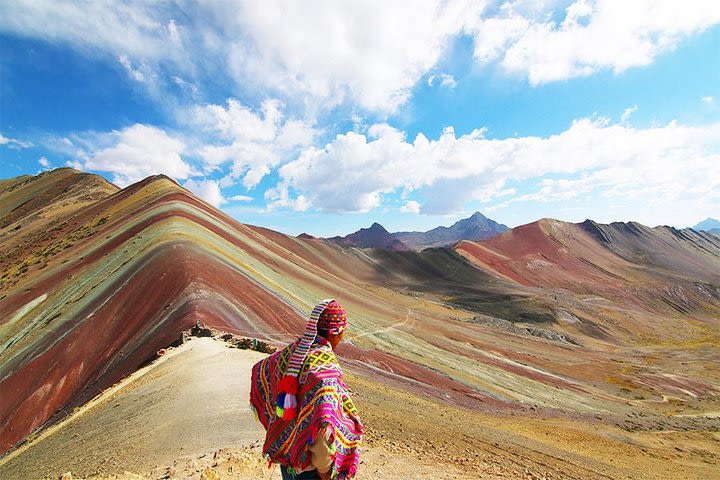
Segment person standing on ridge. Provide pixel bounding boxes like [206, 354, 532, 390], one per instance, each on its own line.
[250, 298, 364, 480]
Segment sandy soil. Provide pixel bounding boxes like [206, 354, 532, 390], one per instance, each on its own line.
[1, 338, 718, 480]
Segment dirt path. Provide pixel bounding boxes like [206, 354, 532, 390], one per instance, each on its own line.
[1, 337, 717, 480]
[0, 338, 266, 477]
[0, 338, 476, 479]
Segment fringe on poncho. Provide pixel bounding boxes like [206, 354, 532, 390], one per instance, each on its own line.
[250, 337, 364, 479]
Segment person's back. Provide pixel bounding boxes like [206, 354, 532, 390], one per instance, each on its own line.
[250, 299, 363, 480]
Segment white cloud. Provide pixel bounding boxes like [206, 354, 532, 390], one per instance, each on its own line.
[702, 96, 715, 104]
[400, 200, 422, 214]
[167, 19, 181, 44]
[228, 194, 253, 202]
[0, 132, 33, 149]
[270, 118, 720, 215]
[216, 0, 484, 112]
[183, 178, 226, 207]
[194, 98, 281, 143]
[38, 156, 50, 168]
[428, 73, 458, 89]
[469, 0, 720, 85]
[0, 1, 185, 63]
[0, 1, 486, 114]
[73, 124, 193, 187]
[119, 55, 146, 83]
[264, 185, 310, 212]
[471, 8, 531, 63]
[4, 1, 716, 113]
[620, 105, 638, 124]
[172, 76, 199, 96]
[192, 98, 317, 189]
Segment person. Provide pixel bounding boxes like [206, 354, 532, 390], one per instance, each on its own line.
[250, 298, 364, 480]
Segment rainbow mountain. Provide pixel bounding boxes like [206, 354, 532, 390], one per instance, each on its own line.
[1, 168, 719, 463]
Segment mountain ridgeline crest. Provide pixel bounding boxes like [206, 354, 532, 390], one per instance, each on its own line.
[2, 168, 720, 467]
[325, 211, 509, 250]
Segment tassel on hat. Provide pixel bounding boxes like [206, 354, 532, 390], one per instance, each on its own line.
[276, 298, 334, 421]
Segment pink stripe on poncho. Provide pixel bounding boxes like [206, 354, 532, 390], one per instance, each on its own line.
[250, 336, 364, 479]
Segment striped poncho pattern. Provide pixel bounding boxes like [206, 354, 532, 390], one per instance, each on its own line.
[250, 337, 364, 479]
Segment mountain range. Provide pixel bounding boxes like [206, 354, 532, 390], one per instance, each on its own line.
[456, 218, 720, 314]
[1, 169, 718, 478]
[394, 211, 509, 249]
[326, 222, 410, 251]
[325, 211, 509, 250]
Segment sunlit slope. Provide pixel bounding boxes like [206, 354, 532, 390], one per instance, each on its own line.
[456, 218, 720, 319]
[0, 168, 119, 291]
[0, 171, 565, 453]
[2, 170, 719, 458]
[580, 219, 720, 284]
[0, 338, 268, 479]
[1, 173, 345, 452]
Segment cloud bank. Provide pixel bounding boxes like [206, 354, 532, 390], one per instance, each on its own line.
[270, 117, 720, 215]
[67, 124, 193, 187]
[4, 0, 718, 113]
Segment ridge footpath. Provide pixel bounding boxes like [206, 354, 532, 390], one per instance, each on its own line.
[4, 334, 715, 480]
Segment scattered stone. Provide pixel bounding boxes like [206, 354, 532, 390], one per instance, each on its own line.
[190, 324, 213, 337]
[199, 467, 220, 480]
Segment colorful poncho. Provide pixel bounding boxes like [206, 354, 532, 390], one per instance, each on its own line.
[250, 336, 364, 479]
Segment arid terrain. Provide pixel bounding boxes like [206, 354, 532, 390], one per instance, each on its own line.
[3, 335, 717, 479]
[1, 168, 719, 479]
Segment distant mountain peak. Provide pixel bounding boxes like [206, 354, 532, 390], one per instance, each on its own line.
[693, 218, 720, 232]
[326, 222, 408, 251]
[325, 211, 509, 251]
[393, 211, 508, 250]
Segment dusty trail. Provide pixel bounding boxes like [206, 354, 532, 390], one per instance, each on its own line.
[1, 337, 718, 480]
[0, 338, 474, 479]
[0, 338, 267, 477]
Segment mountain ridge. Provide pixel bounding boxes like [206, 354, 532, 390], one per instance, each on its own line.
[326, 211, 508, 250]
[326, 222, 410, 251]
[456, 217, 720, 319]
[394, 211, 509, 249]
[1, 169, 543, 453]
[2, 168, 719, 475]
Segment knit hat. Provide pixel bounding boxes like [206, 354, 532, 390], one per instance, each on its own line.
[317, 299, 348, 334]
[275, 298, 347, 421]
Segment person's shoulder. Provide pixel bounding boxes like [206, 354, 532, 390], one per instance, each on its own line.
[307, 341, 338, 363]
[301, 342, 341, 376]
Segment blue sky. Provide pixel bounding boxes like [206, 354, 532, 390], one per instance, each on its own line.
[1, 1, 719, 237]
